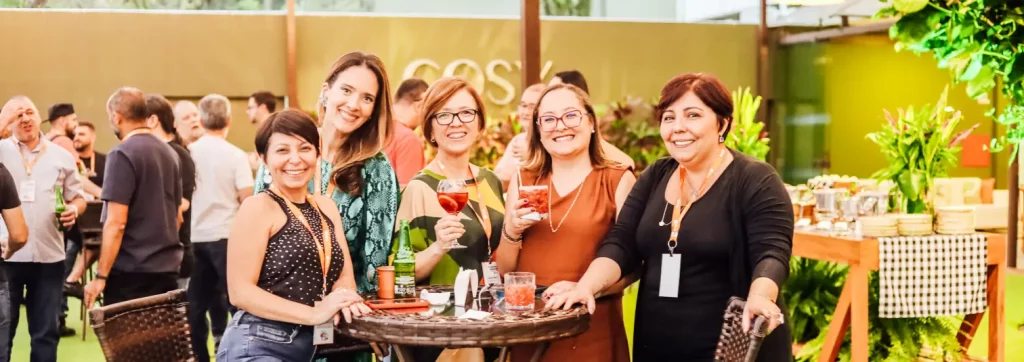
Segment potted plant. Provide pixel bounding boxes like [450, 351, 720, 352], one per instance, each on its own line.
[865, 87, 978, 214]
[726, 87, 771, 161]
[598, 96, 667, 173]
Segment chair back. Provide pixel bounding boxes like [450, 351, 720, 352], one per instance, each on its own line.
[714, 296, 769, 362]
[78, 200, 104, 235]
[89, 289, 195, 362]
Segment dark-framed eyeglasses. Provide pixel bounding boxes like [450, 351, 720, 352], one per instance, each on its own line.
[433, 109, 478, 126]
[536, 110, 586, 132]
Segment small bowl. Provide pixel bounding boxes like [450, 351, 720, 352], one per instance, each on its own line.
[421, 291, 451, 305]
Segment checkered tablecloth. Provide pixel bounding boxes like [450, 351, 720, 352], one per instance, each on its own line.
[878, 234, 988, 318]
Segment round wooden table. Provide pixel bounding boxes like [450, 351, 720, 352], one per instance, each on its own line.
[336, 290, 590, 362]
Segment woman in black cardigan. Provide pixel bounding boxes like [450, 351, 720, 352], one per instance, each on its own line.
[545, 73, 793, 361]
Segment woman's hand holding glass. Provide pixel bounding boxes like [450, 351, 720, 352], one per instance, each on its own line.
[543, 282, 597, 314]
[505, 198, 541, 239]
[432, 214, 465, 252]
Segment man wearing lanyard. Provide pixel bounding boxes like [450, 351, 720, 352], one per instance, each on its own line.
[84, 87, 183, 308]
[0, 96, 87, 362]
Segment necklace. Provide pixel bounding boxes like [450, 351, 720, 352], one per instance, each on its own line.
[548, 172, 589, 233]
[656, 167, 713, 227]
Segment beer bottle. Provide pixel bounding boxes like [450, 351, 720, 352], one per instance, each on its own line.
[393, 220, 416, 298]
[54, 185, 67, 232]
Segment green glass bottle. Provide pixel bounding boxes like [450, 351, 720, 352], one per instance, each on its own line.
[393, 220, 416, 298]
[54, 185, 67, 232]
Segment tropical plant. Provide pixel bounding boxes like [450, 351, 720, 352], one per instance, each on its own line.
[542, 0, 590, 16]
[468, 113, 521, 170]
[598, 96, 668, 173]
[726, 87, 770, 161]
[796, 271, 963, 362]
[880, 0, 1024, 162]
[782, 258, 848, 344]
[865, 87, 978, 214]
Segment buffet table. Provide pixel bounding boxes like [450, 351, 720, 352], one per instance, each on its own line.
[793, 231, 1006, 362]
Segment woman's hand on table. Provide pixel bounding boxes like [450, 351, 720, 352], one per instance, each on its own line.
[742, 294, 783, 334]
[432, 214, 465, 251]
[544, 283, 596, 314]
[310, 288, 363, 325]
[506, 198, 540, 238]
[337, 290, 372, 324]
[542, 281, 577, 301]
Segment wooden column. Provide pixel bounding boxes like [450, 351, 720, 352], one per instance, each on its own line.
[1010, 152, 1018, 267]
[521, 0, 541, 87]
[286, 0, 299, 109]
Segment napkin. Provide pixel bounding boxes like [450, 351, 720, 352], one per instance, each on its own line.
[454, 268, 479, 307]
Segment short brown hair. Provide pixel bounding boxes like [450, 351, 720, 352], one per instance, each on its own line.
[395, 78, 428, 104]
[554, 70, 589, 94]
[77, 121, 95, 132]
[420, 77, 487, 148]
[655, 73, 734, 137]
[255, 109, 321, 158]
[250, 91, 277, 113]
[524, 84, 615, 177]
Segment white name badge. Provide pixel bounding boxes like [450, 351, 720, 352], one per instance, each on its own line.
[19, 180, 35, 203]
[659, 253, 682, 298]
[481, 262, 502, 286]
[313, 321, 334, 345]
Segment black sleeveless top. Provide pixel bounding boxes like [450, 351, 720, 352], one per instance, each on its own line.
[259, 191, 345, 307]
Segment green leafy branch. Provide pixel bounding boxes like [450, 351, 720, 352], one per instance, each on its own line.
[725, 87, 770, 161]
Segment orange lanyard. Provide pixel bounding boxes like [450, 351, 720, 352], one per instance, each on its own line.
[16, 139, 47, 176]
[269, 186, 334, 296]
[667, 147, 726, 256]
[438, 163, 493, 258]
[122, 127, 152, 142]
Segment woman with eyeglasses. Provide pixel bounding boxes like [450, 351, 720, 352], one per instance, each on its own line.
[496, 84, 635, 362]
[545, 73, 793, 361]
[391, 76, 505, 361]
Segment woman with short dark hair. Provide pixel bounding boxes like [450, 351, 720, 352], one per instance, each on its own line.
[546, 73, 794, 361]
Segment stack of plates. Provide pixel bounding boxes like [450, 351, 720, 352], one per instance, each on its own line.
[859, 215, 899, 237]
[896, 213, 933, 236]
[935, 206, 976, 235]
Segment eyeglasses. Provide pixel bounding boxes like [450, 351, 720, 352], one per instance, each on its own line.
[536, 110, 586, 132]
[433, 109, 478, 126]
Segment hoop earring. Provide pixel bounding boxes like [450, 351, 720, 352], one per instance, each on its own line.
[719, 134, 725, 143]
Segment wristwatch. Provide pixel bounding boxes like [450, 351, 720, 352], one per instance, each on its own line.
[95, 274, 107, 280]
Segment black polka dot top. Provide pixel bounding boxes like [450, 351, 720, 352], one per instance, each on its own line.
[258, 191, 345, 307]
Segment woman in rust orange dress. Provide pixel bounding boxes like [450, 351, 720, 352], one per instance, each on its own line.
[495, 83, 636, 362]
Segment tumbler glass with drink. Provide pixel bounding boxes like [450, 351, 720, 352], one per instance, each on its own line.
[436, 179, 469, 249]
[504, 272, 536, 311]
[518, 185, 549, 221]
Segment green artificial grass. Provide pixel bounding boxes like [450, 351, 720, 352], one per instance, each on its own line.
[9, 273, 1024, 361]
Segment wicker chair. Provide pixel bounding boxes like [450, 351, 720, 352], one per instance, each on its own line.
[89, 289, 195, 362]
[714, 297, 770, 362]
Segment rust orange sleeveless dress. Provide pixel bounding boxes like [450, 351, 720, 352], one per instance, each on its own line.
[510, 165, 631, 362]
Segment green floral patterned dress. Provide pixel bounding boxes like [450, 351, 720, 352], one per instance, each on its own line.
[254, 152, 399, 295]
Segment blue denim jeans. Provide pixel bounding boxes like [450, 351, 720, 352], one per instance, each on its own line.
[6, 261, 63, 362]
[216, 311, 315, 362]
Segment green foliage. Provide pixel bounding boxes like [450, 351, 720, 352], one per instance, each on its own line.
[881, 0, 1024, 163]
[469, 114, 520, 170]
[598, 96, 668, 173]
[725, 87, 770, 161]
[542, 0, 590, 16]
[796, 272, 963, 362]
[783, 258, 848, 344]
[865, 87, 977, 213]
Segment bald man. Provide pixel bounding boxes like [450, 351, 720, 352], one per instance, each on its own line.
[84, 87, 183, 307]
[493, 84, 545, 189]
[173, 100, 203, 145]
[0, 96, 87, 361]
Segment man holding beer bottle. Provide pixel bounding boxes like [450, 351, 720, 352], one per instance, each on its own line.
[0, 96, 86, 362]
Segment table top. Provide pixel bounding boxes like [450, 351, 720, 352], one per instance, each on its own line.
[793, 229, 1006, 269]
[336, 288, 590, 348]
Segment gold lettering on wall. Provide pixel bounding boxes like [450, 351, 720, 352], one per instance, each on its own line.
[402, 59, 555, 106]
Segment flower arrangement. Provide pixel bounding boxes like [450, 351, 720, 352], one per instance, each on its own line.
[865, 87, 978, 214]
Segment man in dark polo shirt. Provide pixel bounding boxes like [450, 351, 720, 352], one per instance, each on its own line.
[84, 87, 183, 306]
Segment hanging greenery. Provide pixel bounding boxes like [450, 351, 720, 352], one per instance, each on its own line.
[725, 87, 771, 161]
[880, 0, 1024, 162]
[865, 87, 978, 214]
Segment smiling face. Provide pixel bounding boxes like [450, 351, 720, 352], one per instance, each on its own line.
[534, 88, 594, 159]
[430, 89, 480, 157]
[322, 65, 379, 136]
[262, 132, 319, 192]
[659, 91, 725, 165]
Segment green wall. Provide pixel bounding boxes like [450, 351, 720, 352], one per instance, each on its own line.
[774, 34, 1003, 187]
